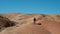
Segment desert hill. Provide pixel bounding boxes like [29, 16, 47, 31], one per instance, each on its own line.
[0, 13, 60, 34]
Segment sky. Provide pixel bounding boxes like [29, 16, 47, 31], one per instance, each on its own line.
[0, 0, 60, 14]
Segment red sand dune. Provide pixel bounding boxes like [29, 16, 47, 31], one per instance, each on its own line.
[40, 17, 60, 34]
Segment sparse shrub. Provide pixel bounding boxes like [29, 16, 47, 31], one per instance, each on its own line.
[0, 16, 15, 31]
[56, 15, 60, 17]
[40, 14, 46, 17]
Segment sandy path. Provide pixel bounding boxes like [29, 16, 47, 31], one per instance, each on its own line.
[0, 23, 51, 34]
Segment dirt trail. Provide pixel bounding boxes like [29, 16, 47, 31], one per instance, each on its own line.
[0, 23, 51, 34]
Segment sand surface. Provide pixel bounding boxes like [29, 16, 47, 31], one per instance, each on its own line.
[0, 13, 60, 34]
